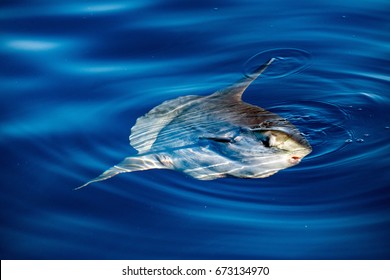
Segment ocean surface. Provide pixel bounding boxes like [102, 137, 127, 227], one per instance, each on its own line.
[1, 0, 389, 259]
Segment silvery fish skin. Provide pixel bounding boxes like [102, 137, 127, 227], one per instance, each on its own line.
[78, 58, 312, 189]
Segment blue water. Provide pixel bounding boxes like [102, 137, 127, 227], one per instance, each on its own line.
[1, 0, 389, 260]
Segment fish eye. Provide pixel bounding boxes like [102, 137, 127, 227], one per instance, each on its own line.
[262, 137, 271, 147]
[254, 132, 276, 147]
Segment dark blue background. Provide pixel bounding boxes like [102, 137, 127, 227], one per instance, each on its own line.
[1, 0, 389, 259]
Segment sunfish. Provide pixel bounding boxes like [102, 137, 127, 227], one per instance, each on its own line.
[78, 58, 311, 189]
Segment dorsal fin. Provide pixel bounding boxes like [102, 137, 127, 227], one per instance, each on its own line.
[130, 58, 275, 154]
[129, 95, 201, 154]
[212, 57, 275, 101]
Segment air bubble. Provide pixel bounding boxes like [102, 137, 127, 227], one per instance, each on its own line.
[356, 138, 364, 143]
[345, 139, 353, 143]
[363, 134, 370, 137]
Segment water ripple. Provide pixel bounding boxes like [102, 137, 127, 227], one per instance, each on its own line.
[270, 101, 352, 161]
[1, 0, 389, 260]
[243, 48, 312, 79]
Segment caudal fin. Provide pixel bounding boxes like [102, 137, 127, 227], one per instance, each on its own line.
[76, 154, 168, 190]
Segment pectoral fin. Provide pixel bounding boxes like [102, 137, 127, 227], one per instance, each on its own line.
[199, 136, 233, 143]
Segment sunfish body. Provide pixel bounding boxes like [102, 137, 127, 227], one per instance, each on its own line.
[78, 58, 311, 189]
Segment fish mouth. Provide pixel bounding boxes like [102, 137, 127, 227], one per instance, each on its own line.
[288, 147, 312, 164]
[289, 155, 302, 165]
